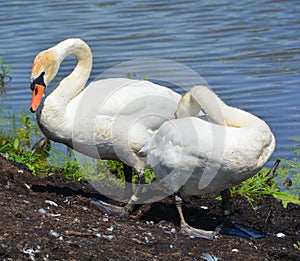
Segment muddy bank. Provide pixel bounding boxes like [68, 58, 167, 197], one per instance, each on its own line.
[0, 155, 299, 260]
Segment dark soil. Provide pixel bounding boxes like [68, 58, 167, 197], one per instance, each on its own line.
[0, 155, 299, 261]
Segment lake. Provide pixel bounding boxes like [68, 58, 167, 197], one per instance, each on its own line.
[0, 1, 299, 174]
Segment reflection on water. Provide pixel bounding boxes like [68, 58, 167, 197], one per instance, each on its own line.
[0, 0, 299, 167]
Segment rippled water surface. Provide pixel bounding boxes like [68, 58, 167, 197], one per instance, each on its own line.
[0, 0, 299, 167]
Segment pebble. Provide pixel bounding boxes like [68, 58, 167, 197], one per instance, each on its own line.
[232, 249, 239, 253]
[170, 228, 176, 234]
[38, 208, 46, 214]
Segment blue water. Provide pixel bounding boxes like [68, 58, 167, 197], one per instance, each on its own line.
[0, 0, 299, 170]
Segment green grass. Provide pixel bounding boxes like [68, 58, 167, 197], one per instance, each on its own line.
[230, 162, 300, 208]
[0, 108, 83, 179]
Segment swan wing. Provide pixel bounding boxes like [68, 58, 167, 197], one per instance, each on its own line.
[64, 78, 180, 158]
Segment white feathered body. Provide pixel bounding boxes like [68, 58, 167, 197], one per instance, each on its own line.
[145, 86, 275, 195]
[38, 77, 180, 167]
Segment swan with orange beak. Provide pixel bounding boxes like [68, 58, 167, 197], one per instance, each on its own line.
[29, 38, 181, 213]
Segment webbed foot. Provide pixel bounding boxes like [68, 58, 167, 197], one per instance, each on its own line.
[91, 199, 129, 217]
[180, 223, 217, 240]
[219, 219, 266, 239]
[219, 189, 266, 239]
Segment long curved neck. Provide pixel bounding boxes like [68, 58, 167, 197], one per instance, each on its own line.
[51, 38, 92, 105]
[177, 85, 264, 129]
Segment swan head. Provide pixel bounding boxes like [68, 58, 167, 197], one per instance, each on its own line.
[174, 91, 202, 119]
[30, 49, 60, 112]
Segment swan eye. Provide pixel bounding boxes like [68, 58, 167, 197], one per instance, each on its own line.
[30, 71, 46, 91]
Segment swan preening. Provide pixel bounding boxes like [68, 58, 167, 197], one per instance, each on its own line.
[30, 38, 275, 239]
[29, 38, 181, 209]
[144, 84, 275, 238]
[149, 85, 276, 195]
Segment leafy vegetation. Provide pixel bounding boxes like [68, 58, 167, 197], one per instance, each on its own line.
[0, 56, 12, 92]
[294, 241, 300, 251]
[230, 162, 300, 208]
[0, 109, 82, 178]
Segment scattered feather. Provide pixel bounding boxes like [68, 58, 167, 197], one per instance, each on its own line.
[5, 180, 10, 189]
[102, 234, 114, 240]
[107, 225, 114, 232]
[201, 253, 220, 261]
[24, 183, 31, 190]
[45, 200, 58, 207]
[276, 232, 286, 238]
[21, 246, 41, 261]
[50, 230, 60, 238]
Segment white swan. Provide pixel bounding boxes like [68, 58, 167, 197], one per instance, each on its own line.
[144, 84, 276, 239]
[29, 38, 181, 208]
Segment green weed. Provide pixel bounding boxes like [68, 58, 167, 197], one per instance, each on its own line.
[0, 56, 12, 91]
[0, 109, 82, 178]
[230, 160, 300, 208]
[294, 241, 300, 251]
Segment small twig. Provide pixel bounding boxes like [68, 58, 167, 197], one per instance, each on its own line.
[264, 209, 272, 223]
[64, 231, 98, 238]
[266, 159, 281, 177]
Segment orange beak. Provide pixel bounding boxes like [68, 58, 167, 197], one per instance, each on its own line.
[30, 84, 45, 113]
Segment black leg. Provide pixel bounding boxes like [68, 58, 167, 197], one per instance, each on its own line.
[91, 167, 144, 217]
[217, 188, 266, 239]
[220, 188, 231, 216]
[123, 168, 145, 216]
[123, 164, 133, 198]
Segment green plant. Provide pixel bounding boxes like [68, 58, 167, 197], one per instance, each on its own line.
[294, 241, 300, 251]
[229, 160, 300, 208]
[0, 109, 82, 178]
[0, 56, 12, 91]
[229, 167, 276, 209]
